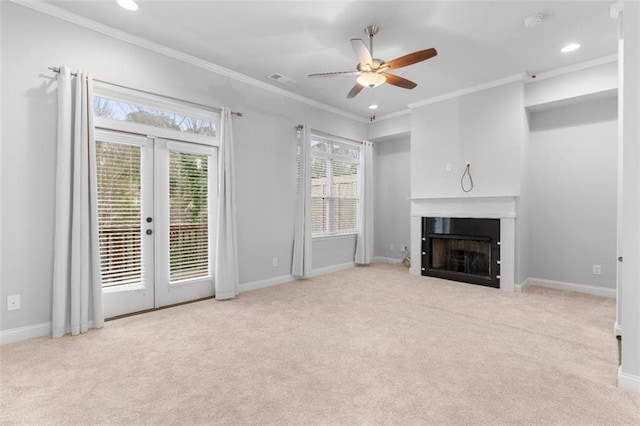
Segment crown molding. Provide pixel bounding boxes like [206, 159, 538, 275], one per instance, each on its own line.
[10, 0, 369, 124]
[523, 54, 618, 83]
[406, 52, 618, 111]
[10, 1, 620, 125]
[374, 108, 411, 122]
[408, 73, 526, 110]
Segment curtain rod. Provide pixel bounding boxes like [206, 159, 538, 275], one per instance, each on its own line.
[296, 125, 363, 145]
[49, 66, 243, 117]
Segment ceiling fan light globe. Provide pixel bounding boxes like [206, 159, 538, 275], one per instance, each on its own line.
[357, 73, 386, 88]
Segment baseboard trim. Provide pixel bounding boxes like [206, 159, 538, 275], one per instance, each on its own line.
[0, 321, 51, 345]
[310, 262, 355, 277]
[519, 277, 616, 298]
[618, 366, 640, 393]
[372, 257, 403, 264]
[238, 274, 296, 294]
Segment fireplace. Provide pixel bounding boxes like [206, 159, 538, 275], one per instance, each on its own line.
[422, 217, 500, 288]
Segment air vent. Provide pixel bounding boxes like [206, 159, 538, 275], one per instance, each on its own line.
[268, 73, 297, 86]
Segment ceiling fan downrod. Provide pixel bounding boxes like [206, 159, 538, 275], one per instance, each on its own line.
[365, 25, 378, 56]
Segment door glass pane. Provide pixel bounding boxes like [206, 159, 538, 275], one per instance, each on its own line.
[96, 141, 142, 287]
[169, 151, 209, 282]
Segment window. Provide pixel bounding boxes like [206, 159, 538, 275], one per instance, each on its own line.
[308, 135, 360, 237]
[93, 96, 216, 138]
[92, 83, 219, 147]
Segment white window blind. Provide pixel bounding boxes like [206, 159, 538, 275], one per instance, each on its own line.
[96, 141, 143, 287]
[309, 136, 360, 236]
[169, 151, 210, 282]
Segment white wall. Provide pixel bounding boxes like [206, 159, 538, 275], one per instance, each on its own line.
[374, 136, 410, 261]
[0, 3, 366, 332]
[410, 82, 525, 198]
[524, 60, 617, 108]
[367, 113, 410, 141]
[528, 96, 618, 289]
[620, 1, 640, 391]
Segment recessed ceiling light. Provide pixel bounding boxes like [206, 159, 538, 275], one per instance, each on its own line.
[368, 104, 378, 110]
[117, 0, 139, 11]
[561, 43, 581, 53]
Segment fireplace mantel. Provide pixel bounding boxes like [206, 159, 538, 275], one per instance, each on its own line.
[410, 195, 517, 219]
[409, 195, 517, 292]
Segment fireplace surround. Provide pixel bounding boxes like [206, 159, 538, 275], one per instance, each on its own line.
[422, 217, 501, 288]
[410, 196, 517, 291]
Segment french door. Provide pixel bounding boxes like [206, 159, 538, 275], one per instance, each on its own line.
[95, 130, 217, 318]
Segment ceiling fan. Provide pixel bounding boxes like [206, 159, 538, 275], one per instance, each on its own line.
[308, 25, 437, 99]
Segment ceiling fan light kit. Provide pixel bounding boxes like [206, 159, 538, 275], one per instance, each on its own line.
[357, 73, 386, 88]
[308, 24, 437, 98]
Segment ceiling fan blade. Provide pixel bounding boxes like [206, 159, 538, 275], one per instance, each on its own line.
[308, 71, 361, 78]
[350, 38, 373, 67]
[383, 73, 417, 89]
[346, 83, 364, 99]
[385, 48, 437, 70]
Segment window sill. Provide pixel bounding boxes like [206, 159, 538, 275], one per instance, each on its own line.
[313, 232, 358, 241]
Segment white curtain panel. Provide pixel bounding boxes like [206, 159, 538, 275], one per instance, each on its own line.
[52, 67, 104, 338]
[214, 107, 239, 299]
[292, 125, 312, 277]
[355, 141, 374, 265]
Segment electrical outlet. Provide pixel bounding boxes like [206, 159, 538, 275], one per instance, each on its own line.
[272, 258, 279, 267]
[445, 162, 452, 172]
[7, 295, 20, 311]
[592, 264, 602, 275]
[389, 244, 395, 251]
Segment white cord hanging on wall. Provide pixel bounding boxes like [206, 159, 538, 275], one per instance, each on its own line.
[461, 162, 474, 193]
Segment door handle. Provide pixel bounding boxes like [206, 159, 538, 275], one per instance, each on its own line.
[146, 229, 153, 235]
[146, 217, 153, 223]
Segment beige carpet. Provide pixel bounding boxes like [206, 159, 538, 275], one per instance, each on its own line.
[1, 263, 639, 425]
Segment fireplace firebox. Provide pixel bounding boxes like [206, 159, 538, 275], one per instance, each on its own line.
[422, 217, 500, 288]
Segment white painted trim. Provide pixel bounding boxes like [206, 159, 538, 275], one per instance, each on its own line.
[406, 55, 618, 111]
[238, 274, 296, 294]
[372, 257, 404, 264]
[614, 321, 622, 337]
[310, 262, 355, 277]
[408, 74, 525, 110]
[610, 2, 624, 20]
[9, 0, 368, 124]
[374, 109, 411, 122]
[410, 196, 518, 219]
[214, 291, 236, 301]
[618, 366, 640, 393]
[523, 54, 619, 83]
[313, 233, 357, 241]
[521, 277, 616, 298]
[0, 322, 51, 345]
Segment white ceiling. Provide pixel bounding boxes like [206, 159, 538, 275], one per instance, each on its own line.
[43, 0, 618, 119]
